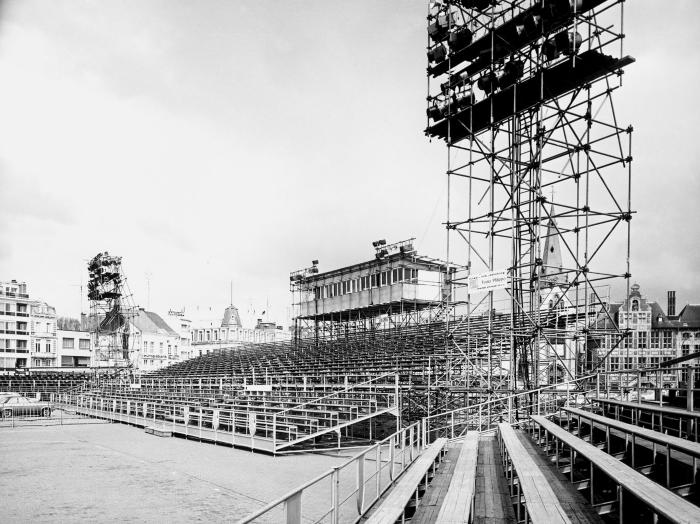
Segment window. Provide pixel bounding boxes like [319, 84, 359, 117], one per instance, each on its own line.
[638, 332, 647, 349]
[17, 340, 27, 350]
[398, 268, 404, 281]
[381, 271, 387, 286]
[392, 269, 398, 283]
[79, 339, 90, 350]
[662, 331, 673, 349]
[63, 338, 75, 349]
[35, 341, 41, 352]
[371, 274, 377, 288]
[650, 331, 660, 349]
[45, 341, 52, 352]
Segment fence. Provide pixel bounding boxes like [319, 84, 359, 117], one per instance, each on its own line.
[594, 364, 700, 405]
[0, 397, 108, 428]
[238, 420, 425, 524]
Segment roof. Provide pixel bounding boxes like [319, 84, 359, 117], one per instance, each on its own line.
[540, 209, 565, 287]
[592, 303, 621, 330]
[677, 305, 700, 328]
[221, 306, 242, 328]
[131, 309, 178, 337]
[301, 252, 452, 283]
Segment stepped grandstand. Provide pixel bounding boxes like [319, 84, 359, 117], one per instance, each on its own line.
[7, 2, 698, 523]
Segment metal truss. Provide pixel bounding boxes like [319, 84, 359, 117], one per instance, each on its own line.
[427, 0, 633, 398]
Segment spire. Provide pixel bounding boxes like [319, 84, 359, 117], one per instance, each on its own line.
[541, 207, 565, 287]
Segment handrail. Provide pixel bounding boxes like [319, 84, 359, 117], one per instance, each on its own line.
[238, 420, 424, 524]
[423, 373, 597, 422]
[274, 372, 396, 417]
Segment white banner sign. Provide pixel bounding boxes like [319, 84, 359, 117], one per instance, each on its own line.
[244, 384, 273, 392]
[468, 269, 510, 293]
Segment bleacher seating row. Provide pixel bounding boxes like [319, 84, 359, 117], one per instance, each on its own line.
[362, 398, 700, 524]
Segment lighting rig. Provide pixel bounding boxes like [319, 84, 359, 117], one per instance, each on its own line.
[426, 0, 634, 392]
[87, 251, 136, 367]
[373, 238, 417, 260]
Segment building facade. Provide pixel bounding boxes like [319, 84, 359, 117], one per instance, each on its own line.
[130, 309, 181, 372]
[597, 284, 700, 387]
[0, 280, 31, 372]
[190, 305, 290, 357]
[57, 329, 92, 368]
[30, 301, 57, 368]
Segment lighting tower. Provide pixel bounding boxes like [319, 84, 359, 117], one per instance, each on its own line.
[87, 252, 136, 368]
[426, 0, 634, 393]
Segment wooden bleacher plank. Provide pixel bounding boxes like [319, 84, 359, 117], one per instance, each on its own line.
[411, 444, 462, 524]
[563, 406, 700, 458]
[365, 438, 448, 524]
[434, 432, 479, 524]
[514, 429, 602, 524]
[594, 398, 700, 420]
[498, 423, 572, 524]
[531, 415, 700, 524]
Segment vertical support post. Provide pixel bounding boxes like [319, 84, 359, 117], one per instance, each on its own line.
[356, 452, 365, 514]
[285, 491, 302, 524]
[331, 467, 340, 524]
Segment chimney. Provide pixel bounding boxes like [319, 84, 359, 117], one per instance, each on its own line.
[668, 290, 676, 317]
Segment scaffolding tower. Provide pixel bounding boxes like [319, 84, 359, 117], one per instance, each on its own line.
[425, 0, 634, 396]
[87, 252, 136, 368]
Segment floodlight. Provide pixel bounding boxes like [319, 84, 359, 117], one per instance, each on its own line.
[543, 31, 582, 61]
[498, 60, 524, 88]
[427, 43, 447, 64]
[428, 11, 455, 42]
[476, 71, 498, 93]
[448, 26, 472, 51]
[459, 0, 492, 10]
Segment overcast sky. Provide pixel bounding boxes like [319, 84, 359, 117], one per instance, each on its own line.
[0, 1, 698, 327]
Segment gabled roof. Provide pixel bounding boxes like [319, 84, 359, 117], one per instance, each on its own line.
[592, 303, 621, 330]
[677, 305, 700, 328]
[131, 309, 178, 337]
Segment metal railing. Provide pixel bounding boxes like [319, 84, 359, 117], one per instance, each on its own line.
[423, 374, 598, 443]
[593, 364, 700, 405]
[0, 399, 107, 428]
[239, 420, 425, 524]
[53, 380, 400, 453]
[272, 373, 399, 452]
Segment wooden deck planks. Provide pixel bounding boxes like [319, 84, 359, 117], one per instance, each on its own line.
[473, 435, 516, 524]
[434, 433, 479, 524]
[412, 444, 462, 524]
[365, 438, 447, 524]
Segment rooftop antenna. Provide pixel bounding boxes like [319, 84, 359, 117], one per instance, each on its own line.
[145, 272, 152, 310]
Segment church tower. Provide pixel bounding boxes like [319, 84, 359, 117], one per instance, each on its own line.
[540, 209, 566, 288]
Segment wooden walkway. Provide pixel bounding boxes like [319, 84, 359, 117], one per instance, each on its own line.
[473, 435, 516, 524]
[412, 434, 515, 524]
[412, 444, 462, 524]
